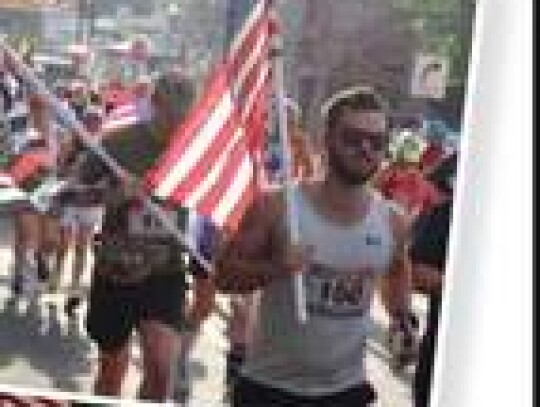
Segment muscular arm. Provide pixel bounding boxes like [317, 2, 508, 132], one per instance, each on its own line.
[185, 275, 216, 329]
[379, 210, 413, 321]
[215, 193, 286, 294]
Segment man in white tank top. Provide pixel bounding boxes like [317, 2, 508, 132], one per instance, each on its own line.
[216, 87, 415, 406]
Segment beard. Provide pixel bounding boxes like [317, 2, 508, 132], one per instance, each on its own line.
[326, 146, 375, 186]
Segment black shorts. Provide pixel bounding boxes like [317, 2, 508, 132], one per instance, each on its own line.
[233, 377, 377, 407]
[86, 271, 187, 352]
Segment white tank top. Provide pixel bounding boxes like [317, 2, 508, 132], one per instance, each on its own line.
[241, 187, 396, 396]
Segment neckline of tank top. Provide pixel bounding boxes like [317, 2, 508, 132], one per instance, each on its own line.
[294, 185, 379, 231]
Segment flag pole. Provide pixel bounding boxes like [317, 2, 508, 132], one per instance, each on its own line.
[271, 5, 308, 324]
[0, 39, 214, 276]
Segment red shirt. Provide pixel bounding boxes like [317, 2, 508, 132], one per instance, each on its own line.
[375, 166, 441, 214]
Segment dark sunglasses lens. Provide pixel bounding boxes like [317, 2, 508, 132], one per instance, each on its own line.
[341, 129, 388, 152]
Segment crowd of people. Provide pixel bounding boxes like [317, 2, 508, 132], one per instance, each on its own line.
[1, 45, 459, 407]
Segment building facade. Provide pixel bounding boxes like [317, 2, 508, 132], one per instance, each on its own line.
[292, 0, 419, 133]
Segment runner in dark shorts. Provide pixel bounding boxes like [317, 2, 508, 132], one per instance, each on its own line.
[78, 72, 214, 402]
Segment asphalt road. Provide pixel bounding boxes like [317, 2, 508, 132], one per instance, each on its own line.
[0, 213, 424, 406]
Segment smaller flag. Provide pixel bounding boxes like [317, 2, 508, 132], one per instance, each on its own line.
[0, 150, 56, 211]
[7, 149, 51, 186]
[101, 97, 152, 136]
[102, 101, 139, 133]
[0, 171, 14, 187]
[0, 172, 28, 209]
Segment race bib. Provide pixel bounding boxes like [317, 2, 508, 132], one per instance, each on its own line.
[94, 236, 179, 283]
[94, 205, 187, 283]
[305, 263, 374, 318]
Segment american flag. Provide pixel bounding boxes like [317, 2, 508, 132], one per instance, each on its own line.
[0, 393, 67, 407]
[144, 0, 276, 231]
[0, 150, 63, 211]
[101, 97, 151, 136]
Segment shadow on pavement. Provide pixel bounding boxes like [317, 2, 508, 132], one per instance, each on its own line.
[0, 295, 94, 395]
[0, 214, 95, 395]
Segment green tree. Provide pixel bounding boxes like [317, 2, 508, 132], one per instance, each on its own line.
[398, 0, 477, 92]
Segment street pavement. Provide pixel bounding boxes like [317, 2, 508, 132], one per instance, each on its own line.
[0, 214, 427, 406]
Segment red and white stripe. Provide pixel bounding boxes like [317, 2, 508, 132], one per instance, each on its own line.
[7, 150, 50, 184]
[0, 151, 51, 205]
[0, 172, 15, 187]
[101, 101, 141, 134]
[145, 0, 275, 231]
[0, 394, 66, 407]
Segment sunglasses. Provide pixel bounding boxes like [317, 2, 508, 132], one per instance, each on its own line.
[338, 128, 389, 153]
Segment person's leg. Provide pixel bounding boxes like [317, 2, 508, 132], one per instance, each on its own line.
[10, 211, 26, 295]
[66, 207, 104, 315]
[86, 274, 135, 397]
[136, 272, 188, 402]
[73, 217, 94, 287]
[226, 295, 256, 393]
[56, 207, 77, 292]
[16, 210, 42, 297]
[38, 213, 62, 283]
[171, 330, 197, 403]
[413, 323, 438, 407]
[50, 225, 68, 292]
[93, 344, 130, 397]
[138, 320, 181, 402]
[70, 211, 87, 286]
[64, 223, 91, 316]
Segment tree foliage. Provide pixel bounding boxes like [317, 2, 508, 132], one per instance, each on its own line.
[398, 0, 477, 90]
